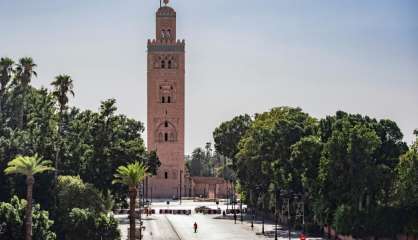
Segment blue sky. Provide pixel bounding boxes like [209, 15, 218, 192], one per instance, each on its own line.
[1, 0, 417, 153]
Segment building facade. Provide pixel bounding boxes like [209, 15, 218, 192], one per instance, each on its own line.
[147, 1, 185, 199]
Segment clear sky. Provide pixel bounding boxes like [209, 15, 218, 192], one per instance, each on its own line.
[1, 0, 417, 154]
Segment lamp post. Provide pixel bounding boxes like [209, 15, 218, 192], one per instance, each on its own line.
[179, 170, 182, 205]
[287, 197, 291, 240]
[261, 195, 265, 235]
[138, 182, 143, 240]
[233, 181, 236, 224]
[274, 186, 279, 240]
[255, 185, 264, 235]
[250, 190, 254, 228]
[226, 187, 229, 210]
[240, 194, 243, 223]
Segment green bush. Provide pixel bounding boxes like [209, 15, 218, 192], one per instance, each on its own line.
[57, 176, 107, 213]
[0, 196, 56, 240]
[332, 204, 354, 235]
[56, 176, 116, 239]
[63, 208, 120, 240]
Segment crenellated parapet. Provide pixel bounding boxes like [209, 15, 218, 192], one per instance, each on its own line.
[147, 39, 185, 53]
[156, 6, 176, 18]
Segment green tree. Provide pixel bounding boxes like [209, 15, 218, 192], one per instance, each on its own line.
[81, 99, 147, 204]
[393, 135, 418, 234]
[213, 114, 252, 170]
[0, 57, 14, 117]
[316, 112, 407, 235]
[51, 74, 74, 182]
[63, 208, 120, 240]
[190, 148, 204, 176]
[4, 155, 54, 240]
[289, 135, 323, 223]
[15, 58, 37, 129]
[0, 196, 56, 240]
[146, 151, 161, 176]
[113, 162, 148, 240]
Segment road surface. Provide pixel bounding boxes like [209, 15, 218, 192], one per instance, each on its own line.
[116, 199, 323, 240]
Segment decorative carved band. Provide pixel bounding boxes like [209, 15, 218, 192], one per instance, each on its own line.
[148, 44, 184, 53]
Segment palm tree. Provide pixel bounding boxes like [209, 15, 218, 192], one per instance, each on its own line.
[16, 57, 37, 129]
[113, 162, 148, 240]
[4, 155, 54, 240]
[51, 74, 74, 181]
[0, 57, 15, 116]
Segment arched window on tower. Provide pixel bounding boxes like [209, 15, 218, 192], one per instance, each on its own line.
[168, 60, 172, 69]
[167, 96, 171, 103]
[162, 96, 165, 103]
[167, 29, 171, 39]
[155, 121, 177, 143]
[161, 60, 165, 69]
[161, 30, 166, 39]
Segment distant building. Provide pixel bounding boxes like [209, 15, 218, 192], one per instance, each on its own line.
[147, 1, 230, 199]
[147, 1, 185, 199]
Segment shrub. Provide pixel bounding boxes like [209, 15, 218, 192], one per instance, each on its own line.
[63, 208, 120, 240]
[57, 176, 106, 213]
[0, 196, 56, 240]
[332, 204, 354, 235]
[56, 176, 115, 239]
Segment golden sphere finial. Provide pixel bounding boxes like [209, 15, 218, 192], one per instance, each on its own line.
[163, 0, 169, 5]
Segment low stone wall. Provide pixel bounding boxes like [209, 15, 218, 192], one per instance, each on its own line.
[323, 225, 417, 240]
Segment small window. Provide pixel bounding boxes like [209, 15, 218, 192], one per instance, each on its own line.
[161, 30, 166, 39]
[167, 96, 171, 103]
[161, 60, 165, 69]
[165, 121, 168, 128]
[165, 133, 168, 142]
[162, 97, 165, 103]
[167, 29, 171, 38]
[165, 172, 168, 179]
[168, 60, 172, 69]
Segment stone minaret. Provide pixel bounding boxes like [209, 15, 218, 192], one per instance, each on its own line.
[147, 0, 185, 198]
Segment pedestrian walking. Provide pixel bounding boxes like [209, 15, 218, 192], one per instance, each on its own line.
[193, 222, 198, 233]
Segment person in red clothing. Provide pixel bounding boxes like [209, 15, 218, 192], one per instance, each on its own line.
[193, 222, 198, 233]
[300, 233, 306, 240]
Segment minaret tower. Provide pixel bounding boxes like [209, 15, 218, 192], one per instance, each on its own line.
[147, 0, 185, 198]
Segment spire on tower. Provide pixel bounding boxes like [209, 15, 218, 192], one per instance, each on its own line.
[164, 0, 169, 5]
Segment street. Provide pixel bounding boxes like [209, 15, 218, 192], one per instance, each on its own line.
[115, 200, 324, 240]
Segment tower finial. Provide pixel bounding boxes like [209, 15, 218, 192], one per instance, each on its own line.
[163, 0, 169, 5]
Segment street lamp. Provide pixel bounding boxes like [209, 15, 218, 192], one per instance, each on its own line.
[138, 182, 143, 240]
[274, 186, 279, 240]
[232, 181, 237, 224]
[240, 194, 243, 223]
[255, 185, 264, 235]
[226, 187, 229, 210]
[179, 170, 183, 205]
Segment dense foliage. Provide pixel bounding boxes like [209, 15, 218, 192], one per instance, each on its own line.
[63, 208, 120, 240]
[0, 57, 151, 239]
[213, 107, 416, 237]
[0, 196, 56, 240]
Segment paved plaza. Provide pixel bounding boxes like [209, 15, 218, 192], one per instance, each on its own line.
[115, 200, 324, 240]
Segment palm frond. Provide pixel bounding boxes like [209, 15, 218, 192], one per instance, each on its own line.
[113, 162, 148, 188]
[4, 155, 55, 177]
